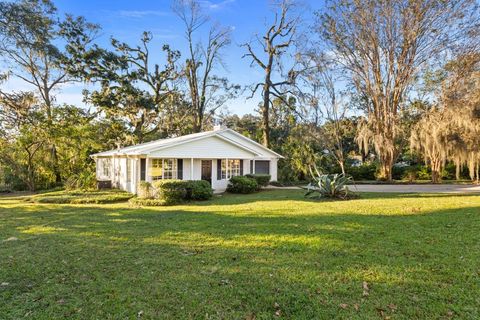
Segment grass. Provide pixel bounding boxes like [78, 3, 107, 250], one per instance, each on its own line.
[0, 190, 479, 319]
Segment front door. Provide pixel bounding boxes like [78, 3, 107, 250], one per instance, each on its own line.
[201, 160, 212, 185]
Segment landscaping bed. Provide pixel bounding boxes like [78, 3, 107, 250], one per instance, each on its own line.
[23, 189, 134, 204]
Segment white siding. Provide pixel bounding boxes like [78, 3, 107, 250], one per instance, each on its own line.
[270, 158, 278, 181]
[148, 136, 255, 159]
[218, 130, 279, 158]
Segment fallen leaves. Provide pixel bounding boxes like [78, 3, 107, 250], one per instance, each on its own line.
[362, 281, 370, 297]
[245, 312, 256, 320]
[388, 303, 397, 311]
[274, 302, 282, 317]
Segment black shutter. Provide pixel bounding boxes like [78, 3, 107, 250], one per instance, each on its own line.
[177, 159, 183, 180]
[217, 159, 222, 180]
[140, 159, 146, 181]
[240, 159, 243, 175]
[250, 160, 253, 174]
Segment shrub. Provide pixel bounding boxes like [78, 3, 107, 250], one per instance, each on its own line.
[65, 171, 97, 190]
[137, 181, 154, 199]
[28, 190, 133, 204]
[303, 172, 356, 200]
[129, 197, 166, 206]
[186, 180, 213, 200]
[245, 174, 271, 189]
[147, 180, 213, 204]
[392, 165, 408, 180]
[0, 187, 12, 193]
[402, 166, 418, 182]
[227, 176, 258, 194]
[153, 180, 189, 205]
[347, 163, 377, 181]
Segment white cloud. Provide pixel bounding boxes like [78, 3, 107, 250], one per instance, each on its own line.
[199, 0, 235, 10]
[117, 10, 170, 18]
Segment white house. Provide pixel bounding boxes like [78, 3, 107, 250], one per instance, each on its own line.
[91, 126, 283, 193]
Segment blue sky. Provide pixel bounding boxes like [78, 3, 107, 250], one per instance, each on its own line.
[50, 0, 323, 115]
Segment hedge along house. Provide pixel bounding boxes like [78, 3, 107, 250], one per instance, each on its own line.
[91, 126, 283, 193]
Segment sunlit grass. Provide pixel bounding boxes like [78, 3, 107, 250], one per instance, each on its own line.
[0, 190, 479, 319]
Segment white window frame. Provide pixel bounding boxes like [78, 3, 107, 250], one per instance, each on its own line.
[221, 159, 241, 179]
[150, 158, 177, 181]
[98, 158, 111, 179]
[126, 159, 132, 183]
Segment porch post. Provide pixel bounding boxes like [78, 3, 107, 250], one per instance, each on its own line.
[146, 157, 151, 183]
[190, 158, 194, 180]
[253, 159, 256, 174]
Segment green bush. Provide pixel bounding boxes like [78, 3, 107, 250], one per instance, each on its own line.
[402, 166, 418, 182]
[137, 181, 153, 199]
[0, 187, 12, 193]
[227, 176, 258, 194]
[346, 163, 377, 180]
[392, 165, 408, 180]
[245, 174, 271, 189]
[129, 197, 166, 206]
[28, 190, 133, 204]
[186, 180, 213, 200]
[65, 171, 97, 190]
[147, 180, 213, 204]
[153, 180, 189, 205]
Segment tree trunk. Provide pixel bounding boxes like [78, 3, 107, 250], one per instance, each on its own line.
[431, 159, 442, 184]
[51, 145, 61, 184]
[378, 155, 394, 181]
[455, 161, 461, 181]
[261, 85, 271, 147]
[339, 160, 346, 175]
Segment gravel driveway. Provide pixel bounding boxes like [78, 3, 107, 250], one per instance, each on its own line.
[268, 184, 480, 193]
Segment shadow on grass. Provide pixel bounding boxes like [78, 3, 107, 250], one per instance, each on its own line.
[1, 193, 479, 319]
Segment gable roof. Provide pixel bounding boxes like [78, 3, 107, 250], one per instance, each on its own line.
[91, 128, 284, 158]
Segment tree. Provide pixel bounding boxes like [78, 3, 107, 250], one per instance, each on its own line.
[298, 52, 351, 174]
[242, 0, 300, 147]
[0, 0, 99, 182]
[0, 88, 46, 190]
[317, 0, 479, 180]
[83, 32, 185, 143]
[173, 0, 238, 133]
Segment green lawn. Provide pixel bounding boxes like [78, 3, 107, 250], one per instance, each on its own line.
[1, 190, 479, 319]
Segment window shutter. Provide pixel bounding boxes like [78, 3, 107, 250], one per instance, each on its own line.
[177, 159, 183, 180]
[140, 159, 146, 181]
[250, 160, 253, 174]
[240, 159, 243, 175]
[217, 159, 222, 180]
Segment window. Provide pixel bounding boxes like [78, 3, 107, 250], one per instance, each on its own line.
[151, 159, 163, 181]
[150, 159, 177, 180]
[99, 158, 111, 179]
[163, 159, 177, 179]
[126, 159, 132, 183]
[221, 159, 241, 179]
[255, 160, 270, 174]
[230, 159, 241, 177]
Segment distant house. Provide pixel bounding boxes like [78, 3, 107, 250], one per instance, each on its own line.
[91, 126, 283, 193]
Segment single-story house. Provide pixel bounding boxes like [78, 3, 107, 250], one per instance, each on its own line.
[91, 126, 283, 193]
